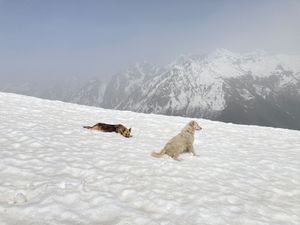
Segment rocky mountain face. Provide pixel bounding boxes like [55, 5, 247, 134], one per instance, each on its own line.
[2, 49, 299, 130]
[102, 49, 300, 130]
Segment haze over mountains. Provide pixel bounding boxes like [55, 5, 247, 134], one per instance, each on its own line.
[2, 49, 300, 130]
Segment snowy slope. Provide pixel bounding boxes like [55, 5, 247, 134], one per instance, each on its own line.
[0, 92, 300, 225]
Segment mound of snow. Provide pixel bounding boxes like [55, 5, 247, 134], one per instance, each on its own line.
[0, 92, 299, 225]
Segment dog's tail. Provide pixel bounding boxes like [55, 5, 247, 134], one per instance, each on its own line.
[151, 149, 166, 158]
[83, 126, 91, 129]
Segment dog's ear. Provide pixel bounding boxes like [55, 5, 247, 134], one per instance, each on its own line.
[191, 121, 196, 127]
[192, 120, 199, 129]
[193, 121, 202, 130]
[129, 128, 131, 133]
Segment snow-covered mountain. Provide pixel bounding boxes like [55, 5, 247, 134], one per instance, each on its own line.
[1, 49, 299, 130]
[0, 92, 299, 225]
[69, 78, 106, 106]
[102, 49, 300, 130]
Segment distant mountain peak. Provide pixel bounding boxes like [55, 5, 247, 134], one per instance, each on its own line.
[102, 50, 300, 130]
[213, 48, 235, 55]
[3, 49, 300, 130]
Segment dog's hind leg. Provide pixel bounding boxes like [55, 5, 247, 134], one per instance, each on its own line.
[89, 124, 102, 130]
[172, 153, 181, 161]
[83, 124, 100, 130]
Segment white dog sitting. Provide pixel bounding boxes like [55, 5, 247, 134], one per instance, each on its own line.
[151, 120, 202, 160]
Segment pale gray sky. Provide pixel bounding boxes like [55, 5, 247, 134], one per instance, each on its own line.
[0, 0, 299, 84]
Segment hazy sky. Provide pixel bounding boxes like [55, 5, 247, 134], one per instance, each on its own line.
[0, 0, 299, 83]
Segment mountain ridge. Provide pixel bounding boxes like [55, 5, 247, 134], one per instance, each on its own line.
[2, 49, 300, 130]
[102, 49, 300, 130]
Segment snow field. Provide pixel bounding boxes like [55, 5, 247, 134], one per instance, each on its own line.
[0, 92, 299, 225]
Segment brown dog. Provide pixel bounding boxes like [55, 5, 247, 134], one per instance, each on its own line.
[83, 123, 132, 138]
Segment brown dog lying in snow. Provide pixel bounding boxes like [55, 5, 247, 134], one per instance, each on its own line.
[83, 122, 132, 138]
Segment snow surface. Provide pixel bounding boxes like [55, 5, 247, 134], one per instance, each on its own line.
[0, 92, 300, 225]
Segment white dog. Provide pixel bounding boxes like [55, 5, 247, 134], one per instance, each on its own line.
[151, 120, 202, 160]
